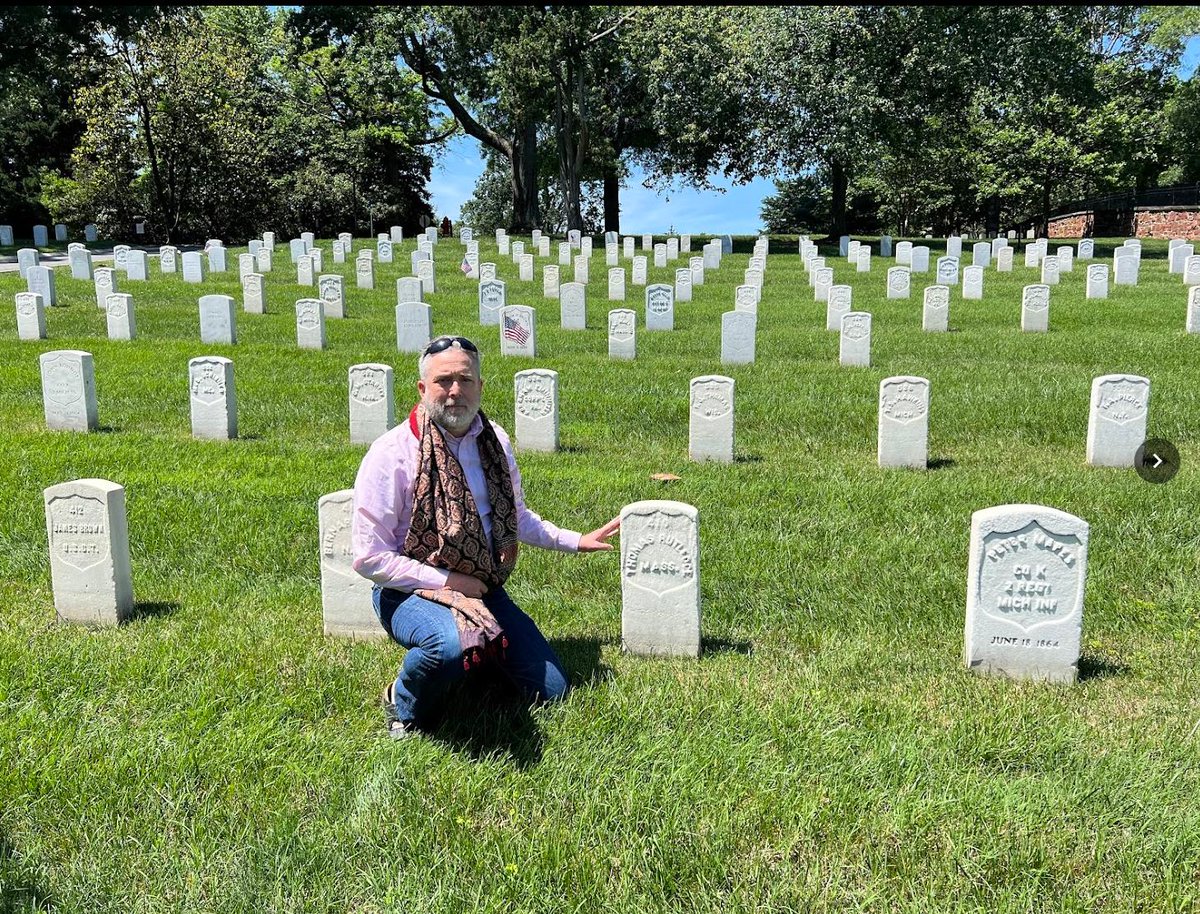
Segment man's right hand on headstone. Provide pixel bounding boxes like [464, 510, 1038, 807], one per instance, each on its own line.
[446, 570, 488, 598]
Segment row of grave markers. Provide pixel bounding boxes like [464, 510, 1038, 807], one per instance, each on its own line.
[40, 476, 1090, 683]
[35, 344, 1153, 472]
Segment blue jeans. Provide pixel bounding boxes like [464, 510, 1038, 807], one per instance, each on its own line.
[373, 584, 570, 727]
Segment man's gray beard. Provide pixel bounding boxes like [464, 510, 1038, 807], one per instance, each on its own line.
[427, 401, 478, 436]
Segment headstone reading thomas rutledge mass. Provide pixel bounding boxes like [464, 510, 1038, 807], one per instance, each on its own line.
[964, 504, 1088, 684]
[620, 500, 701, 658]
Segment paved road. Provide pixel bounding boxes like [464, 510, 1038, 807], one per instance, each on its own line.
[0, 244, 204, 273]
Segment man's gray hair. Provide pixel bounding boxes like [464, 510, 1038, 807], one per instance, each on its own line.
[418, 337, 482, 379]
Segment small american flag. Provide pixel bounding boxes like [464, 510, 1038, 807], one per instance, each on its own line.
[503, 314, 529, 345]
[460, 254, 472, 275]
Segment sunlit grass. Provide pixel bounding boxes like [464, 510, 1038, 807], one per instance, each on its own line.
[1, 234, 1198, 913]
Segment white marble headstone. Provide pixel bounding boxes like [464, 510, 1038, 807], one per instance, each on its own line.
[94, 268, 117, 309]
[479, 278, 505, 325]
[296, 298, 326, 350]
[962, 265, 984, 299]
[645, 283, 674, 331]
[242, 273, 264, 314]
[720, 310, 756, 365]
[199, 294, 236, 344]
[620, 500, 701, 658]
[878, 376, 929, 469]
[936, 256, 959, 286]
[542, 264, 560, 299]
[608, 308, 636, 360]
[395, 301, 432, 354]
[40, 350, 97, 432]
[886, 267, 910, 299]
[826, 284, 852, 331]
[105, 293, 136, 341]
[923, 285, 949, 332]
[189, 356, 237, 440]
[839, 312, 872, 367]
[27, 266, 57, 307]
[497, 302, 537, 357]
[182, 251, 205, 283]
[1021, 284, 1050, 333]
[396, 276, 423, 304]
[70, 247, 94, 281]
[1086, 374, 1149, 467]
[513, 368, 558, 452]
[356, 254, 375, 290]
[319, 490, 383, 639]
[319, 274, 345, 319]
[689, 375, 734, 463]
[965, 504, 1088, 684]
[1085, 264, 1108, 299]
[44, 478, 133, 625]
[560, 282, 587, 330]
[16, 292, 47, 340]
[348, 363, 394, 444]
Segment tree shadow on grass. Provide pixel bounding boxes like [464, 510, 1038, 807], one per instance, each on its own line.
[927, 457, 956, 470]
[1078, 652, 1130, 682]
[0, 832, 54, 914]
[123, 600, 181, 624]
[734, 453, 763, 464]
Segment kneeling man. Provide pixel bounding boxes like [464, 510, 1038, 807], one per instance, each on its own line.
[352, 336, 619, 738]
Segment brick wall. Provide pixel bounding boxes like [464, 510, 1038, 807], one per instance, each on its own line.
[1047, 206, 1200, 239]
[1133, 208, 1200, 238]
[1047, 212, 1092, 238]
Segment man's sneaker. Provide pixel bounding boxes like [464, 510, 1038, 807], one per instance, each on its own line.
[381, 683, 418, 740]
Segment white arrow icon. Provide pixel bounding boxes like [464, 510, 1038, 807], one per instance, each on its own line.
[1152, 454, 1164, 469]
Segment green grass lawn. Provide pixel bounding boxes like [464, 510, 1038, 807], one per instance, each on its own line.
[2, 233, 1198, 913]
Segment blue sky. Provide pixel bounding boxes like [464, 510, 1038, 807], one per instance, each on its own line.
[427, 36, 1200, 236]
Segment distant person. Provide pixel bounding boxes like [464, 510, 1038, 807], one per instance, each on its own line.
[440, 216, 452, 237]
[351, 335, 620, 739]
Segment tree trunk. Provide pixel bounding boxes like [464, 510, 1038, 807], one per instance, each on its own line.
[509, 121, 539, 232]
[830, 159, 848, 238]
[603, 163, 620, 233]
[1040, 176, 1052, 238]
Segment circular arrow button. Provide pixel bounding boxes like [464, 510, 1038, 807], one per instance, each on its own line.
[1134, 438, 1180, 484]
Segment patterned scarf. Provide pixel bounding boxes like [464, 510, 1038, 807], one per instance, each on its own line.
[403, 403, 520, 670]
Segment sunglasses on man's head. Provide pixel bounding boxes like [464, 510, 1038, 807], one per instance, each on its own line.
[423, 336, 479, 357]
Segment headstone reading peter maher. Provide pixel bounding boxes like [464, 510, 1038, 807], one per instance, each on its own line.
[1086, 374, 1150, 467]
[689, 375, 735, 463]
[608, 308, 636, 359]
[348, 363, 394, 444]
[189, 356, 237, 440]
[878, 376, 930, 469]
[964, 504, 1088, 684]
[40, 350, 97, 432]
[619, 500, 701, 658]
[500, 305, 537, 358]
[513, 368, 558, 452]
[44, 478, 134, 626]
[318, 490, 384, 639]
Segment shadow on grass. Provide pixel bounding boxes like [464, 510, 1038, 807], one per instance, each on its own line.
[426, 638, 608, 768]
[1078, 652, 1130, 682]
[95, 424, 120, 434]
[124, 600, 181, 624]
[0, 832, 54, 914]
[927, 457, 956, 471]
[557, 444, 588, 455]
[701, 637, 754, 656]
[734, 453, 763, 464]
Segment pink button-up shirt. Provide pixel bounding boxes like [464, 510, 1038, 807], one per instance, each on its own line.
[351, 412, 582, 591]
